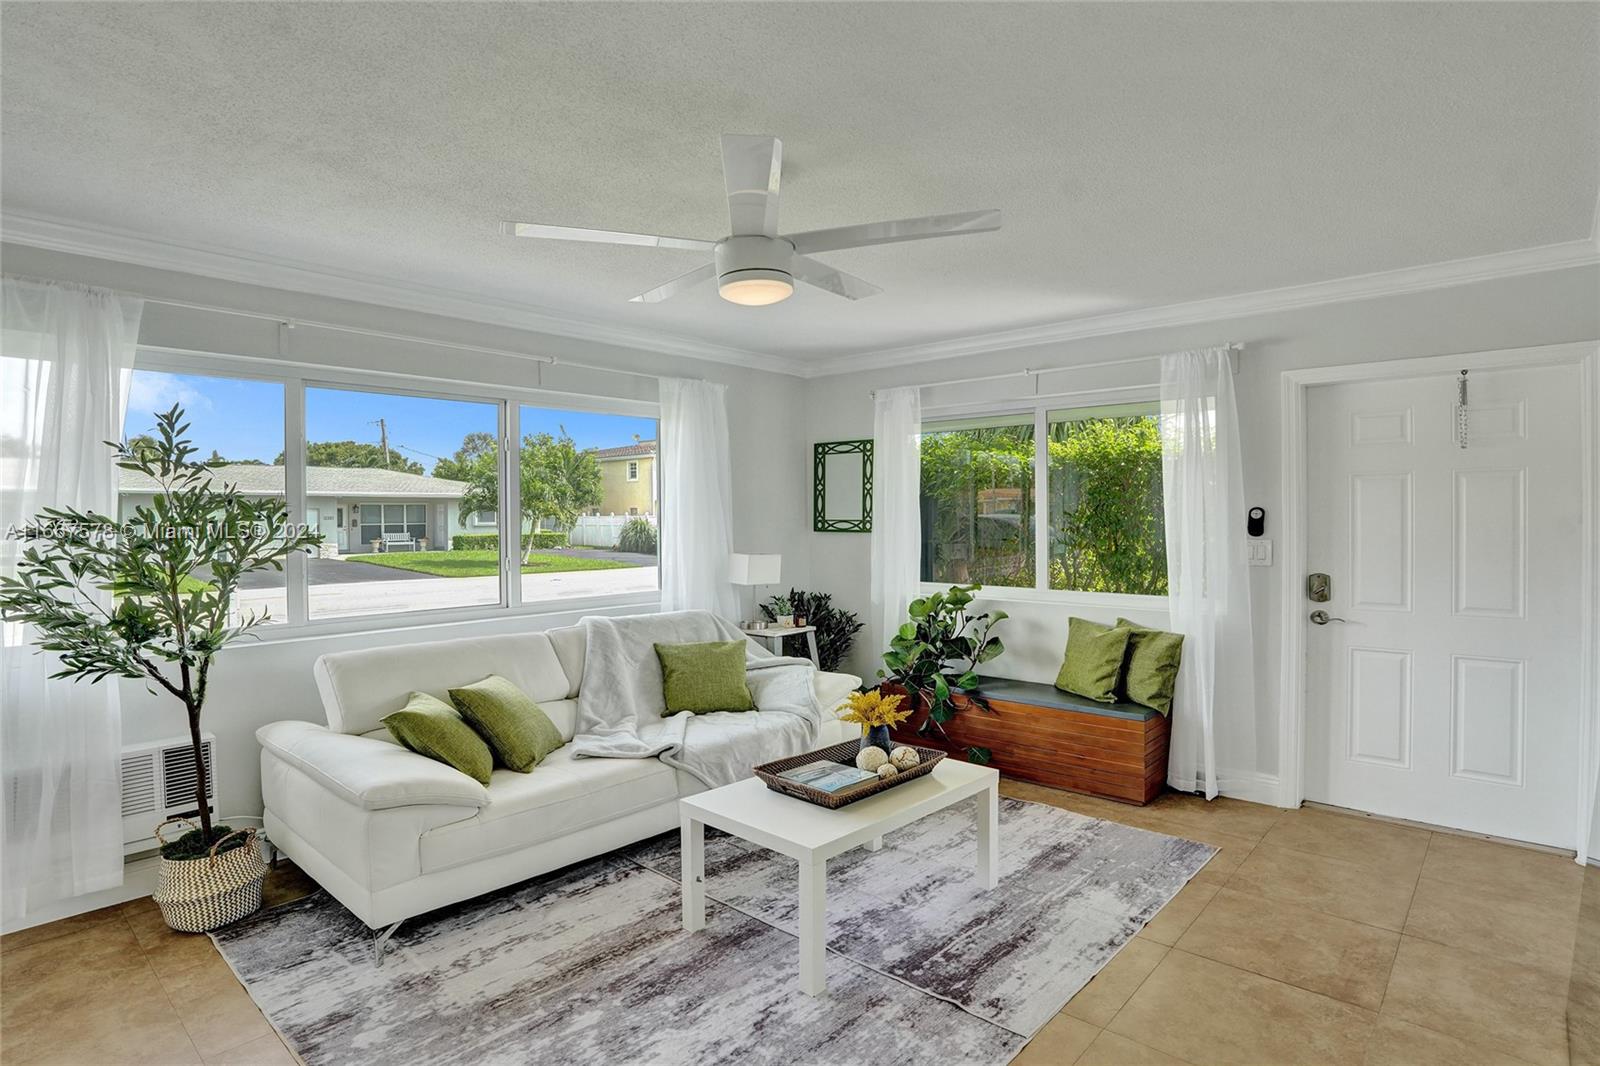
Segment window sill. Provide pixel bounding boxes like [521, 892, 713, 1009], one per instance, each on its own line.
[918, 582, 1168, 614]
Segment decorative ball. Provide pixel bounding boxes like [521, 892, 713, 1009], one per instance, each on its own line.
[855, 746, 889, 771]
[889, 746, 921, 770]
[876, 763, 898, 780]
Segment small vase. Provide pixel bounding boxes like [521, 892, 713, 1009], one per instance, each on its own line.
[861, 724, 893, 754]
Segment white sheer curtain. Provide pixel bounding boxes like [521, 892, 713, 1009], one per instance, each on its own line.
[657, 377, 738, 619]
[1160, 347, 1257, 800]
[870, 386, 922, 655]
[2, 276, 143, 922]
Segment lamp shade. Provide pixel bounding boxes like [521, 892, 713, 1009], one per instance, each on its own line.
[729, 553, 781, 586]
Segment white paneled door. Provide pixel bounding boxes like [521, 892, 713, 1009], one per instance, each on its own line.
[1303, 364, 1583, 847]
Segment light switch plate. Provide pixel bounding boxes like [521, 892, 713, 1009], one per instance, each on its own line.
[1247, 538, 1273, 566]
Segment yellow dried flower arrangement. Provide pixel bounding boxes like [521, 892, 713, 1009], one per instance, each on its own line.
[839, 689, 912, 731]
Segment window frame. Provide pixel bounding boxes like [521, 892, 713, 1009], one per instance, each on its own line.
[131, 346, 663, 641]
[918, 385, 1168, 610]
[626, 459, 639, 482]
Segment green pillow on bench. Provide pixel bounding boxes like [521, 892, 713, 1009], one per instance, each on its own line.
[1054, 617, 1132, 703]
[1116, 618, 1184, 716]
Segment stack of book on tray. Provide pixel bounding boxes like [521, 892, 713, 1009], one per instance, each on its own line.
[777, 760, 876, 794]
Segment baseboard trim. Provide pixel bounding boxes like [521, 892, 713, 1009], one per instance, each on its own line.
[1301, 800, 1580, 860]
[1215, 772, 1283, 808]
[1, 856, 160, 935]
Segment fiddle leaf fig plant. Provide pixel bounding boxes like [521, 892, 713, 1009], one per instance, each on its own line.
[0, 405, 322, 853]
[877, 583, 1006, 763]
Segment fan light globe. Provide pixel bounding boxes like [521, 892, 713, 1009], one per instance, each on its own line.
[718, 270, 794, 306]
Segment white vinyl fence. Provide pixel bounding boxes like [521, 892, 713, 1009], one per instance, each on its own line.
[570, 513, 655, 549]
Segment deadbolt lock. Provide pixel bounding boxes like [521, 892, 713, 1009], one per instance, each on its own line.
[1307, 573, 1331, 603]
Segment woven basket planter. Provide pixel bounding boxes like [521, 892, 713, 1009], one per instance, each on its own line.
[151, 819, 269, 933]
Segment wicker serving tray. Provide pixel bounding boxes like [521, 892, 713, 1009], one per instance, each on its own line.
[753, 741, 947, 809]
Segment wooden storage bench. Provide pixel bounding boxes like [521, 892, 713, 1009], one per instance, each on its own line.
[889, 677, 1170, 805]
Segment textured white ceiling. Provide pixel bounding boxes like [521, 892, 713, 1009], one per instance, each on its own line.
[2, 3, 1596, 361]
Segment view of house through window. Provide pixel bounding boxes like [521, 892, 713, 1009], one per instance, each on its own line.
[1047, 403, 1167, 595]
[120, 369, 288, 625]
[514, 405, 659, 599]
[120, 367, 664, 630]
[919, 416, 1035, 587]
[304, 386, 501, 620]
[919, 402, 1168, 597]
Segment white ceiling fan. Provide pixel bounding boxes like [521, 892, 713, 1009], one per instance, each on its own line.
[502, 134, 1001, 307]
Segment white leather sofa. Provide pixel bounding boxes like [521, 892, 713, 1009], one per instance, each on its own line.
[257, 624, 860, 933]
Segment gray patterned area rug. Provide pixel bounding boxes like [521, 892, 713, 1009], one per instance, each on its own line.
[213, 797, 1214, 1066]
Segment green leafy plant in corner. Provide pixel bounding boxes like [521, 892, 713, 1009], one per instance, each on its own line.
[759, 589, 863, 672]
[877, 584, 1006, 764]
[766, 593, 793, 617]
[0, 406, 322, 856]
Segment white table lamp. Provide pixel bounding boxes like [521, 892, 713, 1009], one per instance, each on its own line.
[729, 553, 782, 625]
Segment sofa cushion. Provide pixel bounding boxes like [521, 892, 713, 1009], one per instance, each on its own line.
[418, 745, 678, 873]
[814, 671, 861, 719]
[545, 625, 585, 699]
[315, 631, 576, 735]
[448, 675, 563, 772]
[382, 691, 495, 784]
[654, 641, 756, 714]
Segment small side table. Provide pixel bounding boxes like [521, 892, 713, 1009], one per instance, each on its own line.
[742, 625, 820, 667]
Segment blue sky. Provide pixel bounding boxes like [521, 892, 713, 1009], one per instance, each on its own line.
[125, 370, 657, 471]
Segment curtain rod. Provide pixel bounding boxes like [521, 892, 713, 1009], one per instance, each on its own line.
[868, 343, 1242, 397]
[137, 295, 670, 383]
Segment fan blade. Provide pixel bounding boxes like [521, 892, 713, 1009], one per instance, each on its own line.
[721, 134, 782, 237]
[627, 263, 716, 304]
[502, 221, 714, 252]
[787, 209, 1001, 255]
[791, 255, 882, 301]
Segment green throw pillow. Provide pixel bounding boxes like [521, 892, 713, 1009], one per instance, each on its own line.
[382, 691, 494, 785]
[654, 641, 756, 715]
[448, 675, 564, 773]
[1054, 617, 1132, 703]
[1117, 618, 1185, 716]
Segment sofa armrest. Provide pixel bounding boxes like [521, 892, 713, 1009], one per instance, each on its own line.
[256, 721, 489, 811]
[814, 671, 863, 721]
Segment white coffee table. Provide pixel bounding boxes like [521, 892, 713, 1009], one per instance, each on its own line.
[679, 758, 1000, 995]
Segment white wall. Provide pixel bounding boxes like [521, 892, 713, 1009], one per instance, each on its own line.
[804, 263, 1600, 803]
[1, 242, 815, 825]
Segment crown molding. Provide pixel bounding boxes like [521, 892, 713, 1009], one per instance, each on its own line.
[6, 210, 1595, 383]
[0, 210, 810, 378]
[799, 237, 1600, 379]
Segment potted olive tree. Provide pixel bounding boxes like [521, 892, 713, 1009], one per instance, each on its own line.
[0, 406, 321, 931]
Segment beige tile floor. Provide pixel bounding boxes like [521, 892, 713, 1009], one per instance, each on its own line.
[2, 783, 1592, 1066]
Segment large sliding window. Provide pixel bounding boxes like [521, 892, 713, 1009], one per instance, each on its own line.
[920, 415, 1035, 588]
[121, 368, 287, 626]
[920, 398, 1168, 600]
[305, 385, 502, 620]
[516, 404, 659, 600]
[122, 355, 661, 634]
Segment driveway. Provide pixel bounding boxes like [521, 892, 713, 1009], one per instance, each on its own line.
[238, 550, 655, 589]
[238, 556, 436, 589]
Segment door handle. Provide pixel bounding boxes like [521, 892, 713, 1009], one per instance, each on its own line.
[1309, 610, 1349, 625]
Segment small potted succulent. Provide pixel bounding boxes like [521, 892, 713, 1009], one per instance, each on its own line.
[767, 593, 795, 627]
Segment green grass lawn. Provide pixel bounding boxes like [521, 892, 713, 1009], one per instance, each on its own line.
[347, 550, 634, 578]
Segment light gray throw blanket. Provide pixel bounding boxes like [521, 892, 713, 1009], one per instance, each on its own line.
[570, 611, 822, 789]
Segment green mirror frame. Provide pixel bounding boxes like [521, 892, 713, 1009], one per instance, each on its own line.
[813, 439, 873, 533]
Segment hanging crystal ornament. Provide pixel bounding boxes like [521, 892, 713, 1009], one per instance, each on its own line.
[1455, 369, 1469, 449]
